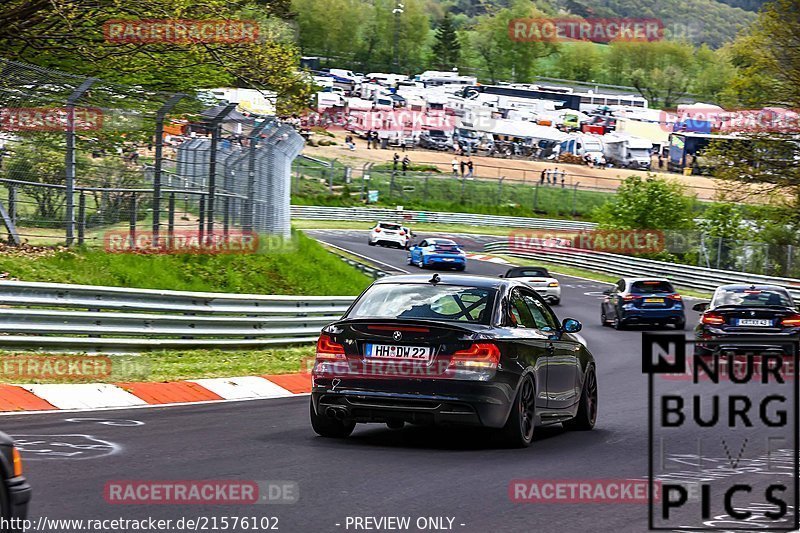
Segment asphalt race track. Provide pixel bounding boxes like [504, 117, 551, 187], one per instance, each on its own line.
[2, 230, 797, 533]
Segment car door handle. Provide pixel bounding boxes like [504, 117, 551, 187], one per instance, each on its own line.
[546, 343, 555, 355]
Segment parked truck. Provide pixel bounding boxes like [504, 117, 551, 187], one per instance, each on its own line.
[601, 134, 653, 170]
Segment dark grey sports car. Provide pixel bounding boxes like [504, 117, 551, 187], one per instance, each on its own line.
[310, 274, 598, 447]
[0, 431, 31, 522]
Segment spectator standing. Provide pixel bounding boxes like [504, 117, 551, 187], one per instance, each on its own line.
[452, 158, 459, 176]
[393, 153, 400, 172]
[402, 155, 410, 175]
[366, 130, 373, 150]
[466, 159, 474, 178]
[460, 159, 466, 177]
[540, 168, 547, 185]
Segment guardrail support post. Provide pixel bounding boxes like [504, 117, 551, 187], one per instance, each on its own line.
[65, 78, 96, 246]
[152, 93, 185, 248]
[77, 193, 86, 245]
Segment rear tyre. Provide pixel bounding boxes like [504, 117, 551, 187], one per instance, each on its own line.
[310, 401, 356, 438]
[600, 310, 609, 326]
[368, 240, 375, 246]
[497, 375, 536, 448]
[455, 265, 466, 272]
[613, 316, 625, 330]
[674, 319, 686, 330]
[563, 366, 598, 431]
[0, 472, 9, 522]
[551, 298, 561, 306]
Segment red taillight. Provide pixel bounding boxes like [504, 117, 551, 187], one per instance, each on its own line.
[702, 312, 725, 325]
[316, 333, 345, 360]
[623, 295, 638, 301]
[668, 294, 682, 301]
[399, 231, 406, 236]
[11, 447, 22, 477]
[781, 314, 800, 327]
[374, 228, 381, 232]
[450, 343, 501, 369]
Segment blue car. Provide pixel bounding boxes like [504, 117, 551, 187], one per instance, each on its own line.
[407, 238, 467, 271]
[601, 277, 686, 330]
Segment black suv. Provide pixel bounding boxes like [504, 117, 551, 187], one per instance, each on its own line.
[0, 432, 31, 522]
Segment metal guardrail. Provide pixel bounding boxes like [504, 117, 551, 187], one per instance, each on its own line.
[484, 242, 800, 300]
[291, 206, 597, 230]
[0, 280, 355, 353]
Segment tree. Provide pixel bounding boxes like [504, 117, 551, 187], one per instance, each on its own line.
[431, 13, 461, 69]
[594, 176, 696, 230]
[462, 0, 559, 83]
[0, 0, 312, 113]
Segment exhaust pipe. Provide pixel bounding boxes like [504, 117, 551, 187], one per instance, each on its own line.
[334, 409, 347, 421]
[325, 407, 348, 420]
[325, 407, 337, 419]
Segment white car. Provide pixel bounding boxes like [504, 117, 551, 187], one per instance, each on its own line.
[367, 222, 410, 249]
[500, 266, 561, 305]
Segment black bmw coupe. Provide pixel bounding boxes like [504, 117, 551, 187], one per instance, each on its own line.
[310, 274, 598, 447]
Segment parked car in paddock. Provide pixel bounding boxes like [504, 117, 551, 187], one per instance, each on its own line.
[310, 274, 598, 447]
[368, 222, 409, 248]
[693, 284, 800, 356]
[499, 266, 561, 305]
[0, 432, 31, 522]
[407, 238, 467, 271]
[601, 278, 685, 330]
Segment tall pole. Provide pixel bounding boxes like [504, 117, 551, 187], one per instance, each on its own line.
[205, 103, 236, 235]
[392, 3, 404, 73]
[64, 78, 96, 246]
[152, 93, 185, 246]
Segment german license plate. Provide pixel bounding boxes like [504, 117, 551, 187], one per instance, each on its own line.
[737, 318, 772, 327]
[644, 298, 665, 303]
[365, 344, 433, 361]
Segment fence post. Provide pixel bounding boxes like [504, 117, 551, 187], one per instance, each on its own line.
[64, 78, 96, 246]
[533, 184, 539, 211]
[7, 186, 15, 225]
[152, 93, 185, 248]
[77, 193, 86, 245]
[571, 183, 579, 216]
[497, 177, 504, 205]
[168, 192, 175, 246]
[128, 193, 137, 246]
[198, 195, 205, 241]
[245, 119, 272, 233]
[223, 195, 230, 236]
[204, 103, 236, 235]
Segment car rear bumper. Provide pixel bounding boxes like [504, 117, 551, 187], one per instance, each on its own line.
[532, 287, 561, 301]
[311, 377, 515, 428]
[373, 237, 407, 246]
[695, 331, 799, 355]
[620, 308, 684, 323]
[6, 476, 31, 519]
[424, 255, 466, 267]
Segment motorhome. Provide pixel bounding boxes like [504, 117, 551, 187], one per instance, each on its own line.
[602, 134, 654, 170]
[559, 133, 605, 159]
[417, 71, 477, 87]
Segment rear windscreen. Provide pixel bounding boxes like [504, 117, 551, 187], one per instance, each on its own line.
[507, 269, 549, 278]
[630, 281, 675, 294]
[379, 223, 402, 231]
[347, 284, 495, 323]
[713, 288, 793, 308]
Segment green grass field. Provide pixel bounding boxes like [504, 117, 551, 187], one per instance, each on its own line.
[0, 231, 372, 295]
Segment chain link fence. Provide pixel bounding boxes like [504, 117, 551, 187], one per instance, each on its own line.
[0, 59, 303, 246]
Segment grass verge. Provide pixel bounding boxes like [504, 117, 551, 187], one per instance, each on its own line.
[0, 231, 372, 295]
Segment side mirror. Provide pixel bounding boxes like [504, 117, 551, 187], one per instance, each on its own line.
[562, 318, 582, 333]
[692, 301, 710, 312]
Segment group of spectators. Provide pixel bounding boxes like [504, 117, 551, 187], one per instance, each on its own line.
[451, 157, 475, 178]
[540, 167, 567, 187]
